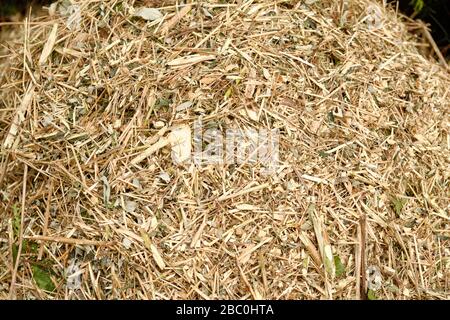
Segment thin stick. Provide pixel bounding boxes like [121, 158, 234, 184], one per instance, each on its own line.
[420, 21, 449, 70]
[218, 183, 270, 201]
[9, 164, 27, 299]
[237, 262, 257, 299]
[3, 85, 34, 149]
[38, 180, 53, 260]
[161, 4, 192, 35]
[359, 214, 367, 300]
[130, 136, 171, 166]
[24, 235, 115, 247]
[0, 153, 9, 189]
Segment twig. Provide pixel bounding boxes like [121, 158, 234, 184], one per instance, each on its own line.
[359, 214, 367, 300]
[0, 153, 10, 190]
[419, 20, 449, 70]
[37, 180, 53, 260]
[9, 164, 27, 299]
[24, 235, 115, 247]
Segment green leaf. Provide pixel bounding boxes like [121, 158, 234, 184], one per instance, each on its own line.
[154, 98, 171, 111]
[410, 0, 424, 13]
[12, 204, 21, 238]
[12, 244, 18, 265]
[318, 150, 328, 158]
[22, 239, 28, 253]
[12, 240, 38, 263]
[392, 198, 407, 216]
[367, 289, 377, 300]
[31, 265, 55, 292]
[224, 87, 233, 99]
[334, 255, 345, 277]
[29, 241, 39, 254]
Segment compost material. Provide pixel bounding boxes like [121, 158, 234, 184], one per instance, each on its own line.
[0, 0, 449, 299]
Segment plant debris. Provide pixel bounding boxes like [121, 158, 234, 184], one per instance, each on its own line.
[0, 0, 449, 300]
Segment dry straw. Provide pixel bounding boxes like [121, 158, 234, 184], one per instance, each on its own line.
[0, 0, 449, 299]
